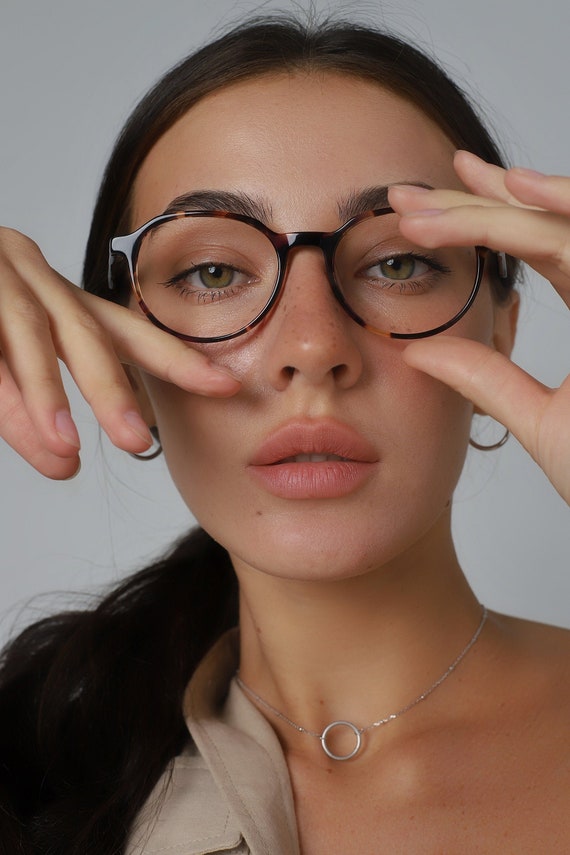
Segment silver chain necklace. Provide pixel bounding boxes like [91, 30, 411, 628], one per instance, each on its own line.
[236, 606, 488, 761]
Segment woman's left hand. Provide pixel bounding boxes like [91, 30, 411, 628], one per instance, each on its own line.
[388, 151, 570, 505]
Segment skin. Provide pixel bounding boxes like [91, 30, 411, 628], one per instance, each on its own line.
[132, 73, 506, 583]
[0, 70, 569, 851]
[127, 74, 569, 852]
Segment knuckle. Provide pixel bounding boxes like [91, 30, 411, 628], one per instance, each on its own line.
[555, 232, 570, 276]
[67, 304, 109, 342]
[0, 228, 46, 275]
[162, 354, 183, 384]
[9, 290, 49, 329]
[0, 226, 41, 255]
[84, 374, 131, 410]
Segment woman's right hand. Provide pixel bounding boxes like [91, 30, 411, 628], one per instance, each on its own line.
[0, 228, 241, 479]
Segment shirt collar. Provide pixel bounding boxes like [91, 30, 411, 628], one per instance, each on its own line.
[183, 630, 300, 855]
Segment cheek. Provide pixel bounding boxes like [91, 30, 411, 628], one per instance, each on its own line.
[455, 278, 498, 346]
[381, 352, 474, 490]
[141, 375, 253, 533]
[139, 339, 474, 582]
[142, 344, 473, 559]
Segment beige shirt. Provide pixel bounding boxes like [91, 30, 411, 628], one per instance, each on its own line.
[126, 631, 300, 855]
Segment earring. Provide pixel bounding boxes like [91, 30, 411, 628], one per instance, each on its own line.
[129, 426, 163, 460]
[469, 425, 510, 451]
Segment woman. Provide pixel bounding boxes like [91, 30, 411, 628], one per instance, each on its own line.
[0, 15, 569, 854]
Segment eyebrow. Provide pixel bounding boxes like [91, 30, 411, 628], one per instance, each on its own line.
[162, 190, 272, 221]
[161, 181, 434, 227]
[337, 182, 434, 220]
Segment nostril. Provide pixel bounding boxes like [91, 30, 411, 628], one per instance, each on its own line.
[332, 363, 351, 381]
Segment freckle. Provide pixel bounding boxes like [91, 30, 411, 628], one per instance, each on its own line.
[319, 699, 324, 705]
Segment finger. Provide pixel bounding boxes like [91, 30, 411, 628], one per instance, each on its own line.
[454, 151, 570, 217]
[8, 275, 240, 454]
[0, 232, 151, 455]
[453, 151, 512, 203]
[46, 292, 160, 452]
[0, 228, 240, 459]
[403, 336, 547, 432]
[503, 167, 570, 216]
[82, 292, 241, 395]
[388, 183, 503, 216]
[403, 337, 570, 504]
[0, 269, 83, 458]
[0, 362, 80, 479]
[394, 204, 570, 303]
[452, 151, 539, 208]
[0, 263, 153, 456]
[52, 292, 241, 450]
[389, 182, 537, 217]
[389, 152, 546, 214]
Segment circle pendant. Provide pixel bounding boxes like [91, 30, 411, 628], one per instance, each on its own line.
[320, 720, 362, 760]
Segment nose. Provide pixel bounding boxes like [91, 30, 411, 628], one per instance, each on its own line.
[261, 248, 364, 391]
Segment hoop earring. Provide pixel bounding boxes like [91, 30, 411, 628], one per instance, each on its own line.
[130, 426, 162, 460]
[469, 426, 510, 451]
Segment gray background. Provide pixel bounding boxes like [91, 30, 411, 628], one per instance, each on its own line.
[1, 0, 569, 642]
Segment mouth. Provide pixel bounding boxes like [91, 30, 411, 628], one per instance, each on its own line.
[248, 419, 378, 499]
[277, 453, 352, 464]
[250, 418, 377, 465]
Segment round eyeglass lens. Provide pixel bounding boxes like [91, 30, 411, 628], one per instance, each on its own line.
[134, 216, 280, 339]
[332, 213, 479, 336]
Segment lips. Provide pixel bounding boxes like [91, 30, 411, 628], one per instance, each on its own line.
[280, 453, 350, 463]
[248, 419, 378, 499]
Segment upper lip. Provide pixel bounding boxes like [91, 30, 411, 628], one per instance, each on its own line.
[249, 418, 379, 466]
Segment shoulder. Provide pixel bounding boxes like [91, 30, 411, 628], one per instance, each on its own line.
[487, 611, 570, 696]
[491, 610, 570, 669]
[480, 611, 570, 754]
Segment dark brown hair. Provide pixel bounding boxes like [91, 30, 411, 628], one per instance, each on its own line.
[83, 16, 516, 301]
[1, 15, 515, 854]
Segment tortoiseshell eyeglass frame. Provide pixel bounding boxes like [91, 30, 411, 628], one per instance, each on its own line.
[109, 208, 488, 344]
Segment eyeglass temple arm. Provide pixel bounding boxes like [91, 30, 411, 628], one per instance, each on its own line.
[107, 235, 133, 291]
[497, 251, 508, 279]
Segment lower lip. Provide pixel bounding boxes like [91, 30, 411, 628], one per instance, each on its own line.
[247, 460, 376, 499]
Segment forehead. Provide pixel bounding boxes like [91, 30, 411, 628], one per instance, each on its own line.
[132, 72, 460, 229]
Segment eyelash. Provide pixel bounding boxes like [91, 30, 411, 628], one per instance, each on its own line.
[162, 262, 251, 292]
[159, 250, 452, 306]
[359, 252, 451, 279]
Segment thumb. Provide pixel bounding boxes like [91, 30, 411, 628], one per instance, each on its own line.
[402, 337, 549, 463]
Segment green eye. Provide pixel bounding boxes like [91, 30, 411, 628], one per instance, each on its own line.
[380, 256, 417, 280]
[199, 265, 234, 288]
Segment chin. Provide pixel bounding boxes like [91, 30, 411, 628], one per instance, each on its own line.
[200, 504, 449, 585]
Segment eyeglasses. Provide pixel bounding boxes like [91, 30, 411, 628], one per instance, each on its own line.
[109, 208, 487, 343]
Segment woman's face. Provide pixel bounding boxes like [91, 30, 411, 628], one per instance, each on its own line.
[131, 73, 513, 582]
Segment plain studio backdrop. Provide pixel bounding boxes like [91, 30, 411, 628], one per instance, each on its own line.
[1, 0, 569, 643]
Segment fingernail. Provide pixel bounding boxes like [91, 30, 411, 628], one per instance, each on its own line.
[511, 166, 545, 179]
[123, 411, 153, 444]
[55, 410, 81, 448]
[64, 459, 82, 481]
[390, 184, 431, 193]
[207, 363, 241, 382]
[454, 149, 482, 160]
[403, 208, 444, 218]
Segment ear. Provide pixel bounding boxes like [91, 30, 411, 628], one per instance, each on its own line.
[123, 365, 156, 427]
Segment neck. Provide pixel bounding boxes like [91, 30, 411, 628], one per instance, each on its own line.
[233, 525, 483, 759]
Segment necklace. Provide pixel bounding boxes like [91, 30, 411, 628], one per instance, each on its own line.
[236, 606, 488, 761]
